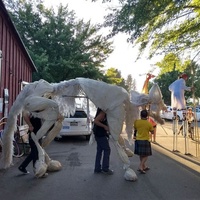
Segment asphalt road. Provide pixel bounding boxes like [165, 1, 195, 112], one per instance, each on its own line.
[0, 136, 200, 200]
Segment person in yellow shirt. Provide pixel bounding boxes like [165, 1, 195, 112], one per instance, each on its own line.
[133, 110, 154, 174]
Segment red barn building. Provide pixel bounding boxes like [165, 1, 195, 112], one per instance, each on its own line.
[0, 0, 37, 120]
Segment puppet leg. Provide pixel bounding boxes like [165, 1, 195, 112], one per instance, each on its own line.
[45, 152, 62, 172]
[31, 118, 63, 177]
[31, 101, 60, 140]
[31, 132, 47, 178]
[42, 116, 64, 147]
[25, 98, 61, 177]
[172, 108, 178, 152]
[107, 105, 137, 181]
[42, 118, 63, 172]
[118, 135, 134, 157]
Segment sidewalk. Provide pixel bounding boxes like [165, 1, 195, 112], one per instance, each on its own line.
[121, 123, 200, 171]
[155, 124, 200, 162]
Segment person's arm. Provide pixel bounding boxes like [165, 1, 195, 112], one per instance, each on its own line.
[181, 79, 192, 91]
[94, 111, 109, 132]
[149, 123, 154, 134]
[133, 129, 137, 139]
[22, 110, 34, 132]
[150, 129, 154, 134]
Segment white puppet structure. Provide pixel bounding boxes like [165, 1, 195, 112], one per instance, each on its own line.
[0, 78, 165, 181]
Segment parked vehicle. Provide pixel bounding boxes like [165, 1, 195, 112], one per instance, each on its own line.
[55, 108, 92, 140]
[160, 106, 183, 121]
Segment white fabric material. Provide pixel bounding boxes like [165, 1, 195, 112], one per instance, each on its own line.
[0, 80, 54, 169]
[112, 141, 130, 166]
[89, 132, 95, 145]
[52, 79, 81, 117]
[148, 84, 166, 125]
[45, 153, 62, 172]
[24, 96, 60, 141]
[125, 103, 139, 141]
[106, 105, 125, 141]
[0, 77, 165, 180]
[77, 78, 129, 111]
[31, 132, 47, 178]
[169, 78, 191, 109]
[124, 168, 137, 181]
[130, 84, 166, 125]
[42, 117, 63, 147]
[130, 91, 149, 106]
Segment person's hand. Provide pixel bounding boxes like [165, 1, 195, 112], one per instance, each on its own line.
[29, 125, 34, 132]
[104, 125, 109, 132]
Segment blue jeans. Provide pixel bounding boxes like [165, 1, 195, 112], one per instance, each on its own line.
[95, 136, 111, 172]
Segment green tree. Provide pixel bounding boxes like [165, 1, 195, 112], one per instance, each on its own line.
[154, 71, 179, 105]
[93, 0, 200, 61]
[105, 67, 127, 89]
[155, 53, 191, 75]
[5, 0, 113, 82]
[154, 61, 200, 105]
[126, 74, 136, 92]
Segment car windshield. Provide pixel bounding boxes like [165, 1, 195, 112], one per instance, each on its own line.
[67, 111, 87, 118]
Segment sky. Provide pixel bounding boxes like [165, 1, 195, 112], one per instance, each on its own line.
[43, 0, 161, 91]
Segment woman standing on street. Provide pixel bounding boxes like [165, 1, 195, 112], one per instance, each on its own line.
[134, 110, 154, 174]
[93, 108, 113, 175]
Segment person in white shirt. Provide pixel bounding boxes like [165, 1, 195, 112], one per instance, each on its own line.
[169, 73, 192, 118]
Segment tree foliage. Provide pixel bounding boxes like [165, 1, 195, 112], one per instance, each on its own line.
[94, 0, 200, 61]
[91, 0, 200, 101]
[155, 52, 191, 74]
[105, 67, 128, 89]
[154, 61, 200, 105]
[4, 0, 114, 82]
[126, 74, 136, 92]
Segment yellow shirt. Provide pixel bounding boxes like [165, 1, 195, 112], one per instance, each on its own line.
[134, 119, 154, 140]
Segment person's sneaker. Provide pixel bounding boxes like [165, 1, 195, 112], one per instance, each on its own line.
[102, 169, 114, 175]
[18, 166, 30, 174]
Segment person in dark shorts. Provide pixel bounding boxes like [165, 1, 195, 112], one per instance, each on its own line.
[93, 108, 113, 175]
[133, 109, 154, 174]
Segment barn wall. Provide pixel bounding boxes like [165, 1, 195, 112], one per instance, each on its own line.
[0, 1, 36, 120]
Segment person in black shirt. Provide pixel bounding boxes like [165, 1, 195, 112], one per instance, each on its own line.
[93, 108, 113, 175]
[18, 111, 42, 175]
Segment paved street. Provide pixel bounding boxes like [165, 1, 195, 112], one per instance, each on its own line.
[0, 123, 200, 200]
[122, 121, 200, 173]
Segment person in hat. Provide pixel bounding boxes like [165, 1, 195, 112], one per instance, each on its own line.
[178, 107, 195, 139]
[169, 73, 192, 116]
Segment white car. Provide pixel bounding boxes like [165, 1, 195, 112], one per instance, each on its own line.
[55, 108, 92, 140]
[160, 106, 183, 121]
